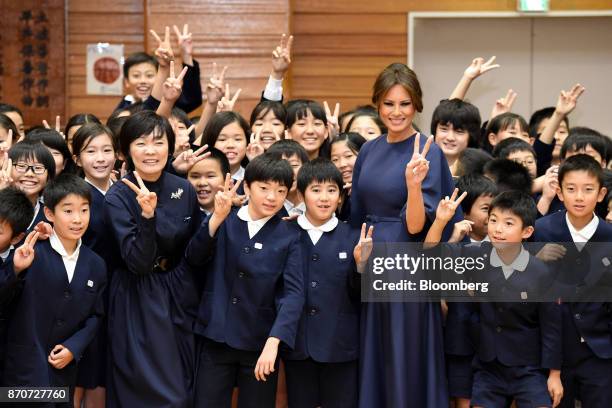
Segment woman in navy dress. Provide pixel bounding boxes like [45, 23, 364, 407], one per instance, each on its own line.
[105, 111, 201, 407]
[350, 63, 459, 407]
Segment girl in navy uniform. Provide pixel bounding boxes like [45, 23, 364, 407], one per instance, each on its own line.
[105, 111, 201, 407]
[282, 158, 372, 408]
[350, 63, 459, 407]
[285, 100, 330, 160]
[71, 122, 118, 407]
[186, 154, 304, 408]
[330, 132, 366, 222]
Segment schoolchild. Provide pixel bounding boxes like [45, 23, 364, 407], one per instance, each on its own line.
[533, 154, 612, 407]
[0, 174, 106, 404]
[282, 158, 372, 408]
[266, 139, 309, 218]
[187, 154, 304, 408]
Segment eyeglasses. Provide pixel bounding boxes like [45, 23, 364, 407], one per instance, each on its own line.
[13, 163, 47, 174]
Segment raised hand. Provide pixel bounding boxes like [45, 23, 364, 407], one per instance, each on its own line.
[435, 188, 468, 223]
[214, 173, 241, 220]
[490, 89, 517, 120]
[150, 26, 174, 68]
[206, 62, 228, 106]
[43, 116, 65, 138]
[271, 33, 293, 80]
[354, 223, 374, 269]
[122, 171, 158, 218]
[217, 83, 242, 113]
[542, 165, 559, 200]
[405, 135, 433, 188]
[324, 101, 340, 138]
[172, 144, 210, 174]
[555, 84, 585, 116]
[162, 60, 189, 103]
[0, 155, 12, 189]
[464, 56, 500, 80]
[450, 219, 474, 243]
[173, 23, 193, 64]
[13, 231, 39, 274]
[48, 344, 74, 370]
[33, 221, 53, 240]
[246, 128, 265, 161]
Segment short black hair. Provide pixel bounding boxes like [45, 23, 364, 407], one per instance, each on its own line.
[267, 139, 309, 164]
[489, 190, 537, 228]
[345, 110, 387, 136]
[560, 127, 608, 163]
[0, 187, 34, 238]
[455, 174, 497, 215]
[0, 103, 23, 119]
[64, 113, 101, 137]
[430, 98, 481, 148]
[297, 157, 344, 195]
[8, 140, 56, 180]
[330, 132, 367, 155]
[484, 112, 528, 152]
[493, 137, 536, 159]
[72, 123, 117, 155]
[285, 99, 330, 158]
[202, 111, 249, 153]
[119, 111, 175, 170]
[455, 148, 493, 177]
[558, 154, 604, 188]
[190, 146, 230, 176]
[244, 153, 293, 189]
[25, 128, 76, 174]
[0, 114, 19, 144]
[249, 100, 287, 127]
[123, 52, 158, 78]
[528, 106, 569, 139]
[43, 173, 91, 212]
[484, 158, 532, 194]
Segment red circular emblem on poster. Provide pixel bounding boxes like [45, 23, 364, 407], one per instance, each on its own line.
[93, 57, 120, 84]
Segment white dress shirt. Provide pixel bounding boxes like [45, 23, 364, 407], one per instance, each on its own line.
[566, 212, 598, 251]
[27, 200, 41, 230]
[262, 75, 284, 101]
[0, 246, 12, 263]
[232, 166, 245, 182]
[237, 205, 273, 239]
[50, 232, 82, 283]
[85, 177, 112, 196]
[283, 200, 306, 217]
[490, 245, 530, 280]
[297, 214, 339, 245]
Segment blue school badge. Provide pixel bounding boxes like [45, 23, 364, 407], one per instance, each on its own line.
[171, 188, 184, 200]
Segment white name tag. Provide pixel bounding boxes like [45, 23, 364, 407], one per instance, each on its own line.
[339, 252, 347, 259]
[254, 242, 263, 249]
[520, 291, 528, 300]
[87, 280, 94, 288]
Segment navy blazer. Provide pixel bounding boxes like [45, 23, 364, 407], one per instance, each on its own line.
[534, 211, 612, 363]
[282, 221, 360, 363]
[475, 253, 562, 369]
[0, 241, 106, 387]
[186, 209, 304, 351]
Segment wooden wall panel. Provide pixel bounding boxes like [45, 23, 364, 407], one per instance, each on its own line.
[67, 0, 144, 122]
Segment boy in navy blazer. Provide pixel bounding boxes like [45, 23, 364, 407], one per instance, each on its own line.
[427, 190, 563, 408]
[187, 154, 304, 408]
[533, 154, 612, 407]
[0, 175, 106, 400]
[281, 158, 373, 408]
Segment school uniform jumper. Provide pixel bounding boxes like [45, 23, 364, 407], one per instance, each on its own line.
[282, 216, 360, 408]
[105, 172, 201, 408]
[350, 133, 459, 408]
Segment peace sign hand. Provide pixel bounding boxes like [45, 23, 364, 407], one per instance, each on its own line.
[214, 173, 241, 220]
[43, 116, 65, 139]
[206, 62, 227, 106]
[150, 26, 174, 68]
[217, 84, 242, 113]
[13, 231, 39, 274]
[555, 84, 585, 116]
[491, 89, 517, 119]
[162, 60, 189, 104]
[435, 188, 468, 223]
[246, 128, 265, 161]
[0, 154, 12, 189]
[405, 135, 433, 188]
[122, 171, 158, 218]
[173, 23, 193, 59]
[464, 56, 500, 80]
[172, 144, 210, 174]
[354, 223, 374, 271]
[324, 101, 340, 138]
[271, 33, 293, 80]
